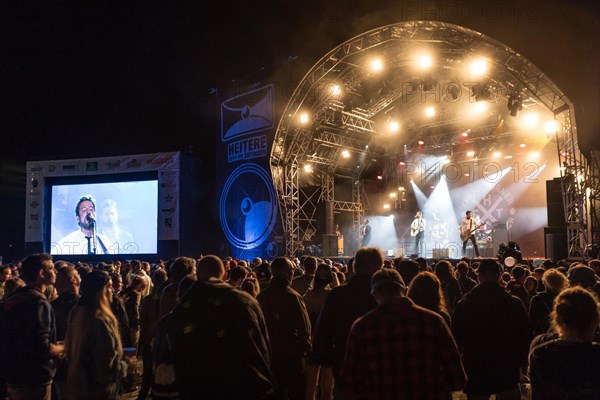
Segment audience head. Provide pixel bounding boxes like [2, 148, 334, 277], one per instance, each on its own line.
[270, 257, 295, 283]
[354, 247, 383, 276]
[551, 287, 600, 341]
[370, 268, 406, 302]
[407, 271, 446, 313]
[477, 258, 502, 283]
[314, 263, 334, 289]
[197, 255, 226, 282]
[568, 265, 598, 289]
[240, 276, 260, 298]
[3, 278, 25, 298]
[109, 272, 123, 294]
[151, 268, 168, 289]
[170, 256, 197, 282]
[55, 265, 81, 295]
[228, 266, 249, 288]
[21, 253, 55, 286]
[80, 269, 113, 307]
[434, 260, 456, 283]
[0, 265, 12, 283]
[303, 256, 318, 275]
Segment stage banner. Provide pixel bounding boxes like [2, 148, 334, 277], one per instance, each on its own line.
[25, 152, 180, 243]
[216, 83, 283, 260]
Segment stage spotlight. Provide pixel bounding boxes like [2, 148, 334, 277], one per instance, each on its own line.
[371, 58, 383, 72]
[303, 164, 313, 173]
[467, 150, 475, 157]
[492, 151, 501, 158]
[398, 186, 405, 191]
[418, 55, 432, 69]
[519, 143, 526, 148]
[299, 113, 310, 124]
[418, 140, 425, 145]
[330, 84, 342, 96]
[523, 113, 538, 128]
[383, 204, 391, 210]
[425, 107, 436, 117]
[529, 151, 540, 160]
[475, 102, 487, 112]
[544, 120, 558, 135]
[461, 131, 469, 138]
[388, 120, 400, 133]
[389, 192, 397, 198]
[341, 149, 350, 158]
[377, 175, 383, 180]
[469, 59, 488, 76]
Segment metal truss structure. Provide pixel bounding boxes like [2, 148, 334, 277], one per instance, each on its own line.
[271, 21, 591, 257]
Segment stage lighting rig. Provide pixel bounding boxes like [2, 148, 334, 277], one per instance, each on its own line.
[508, 92, 522, 117]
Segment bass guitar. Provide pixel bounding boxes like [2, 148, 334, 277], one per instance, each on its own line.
[460, 221, 486, 242]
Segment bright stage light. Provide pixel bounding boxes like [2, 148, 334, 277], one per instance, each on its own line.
[544, 120, 558, 135]
[467, 151, 475, 157]
[383, 203, 391, 210]
[341, 149, 350, 158]
[303, 164, 313, 173]
[425, 106, 436, 117]
[520, 143, 526, 148]
[299, 113, 310, 125]
[418, 55, 432, 69]
[492, 151, 501, 158]
[389, 192, 397, 198]
[330, 84, 342, 96]
[523, 112, 538, 128]
[398, 186, 405, 191]
[469, 59, 488, 76]
[474, 102, 487, 113]
[377, 174, 383, 180]
[388, 120, 400, 133]
[418, 140, 425, 145]
[371, 58, 383, 72]
[462, 131, 469, 137]
[529, 151, 540, 160]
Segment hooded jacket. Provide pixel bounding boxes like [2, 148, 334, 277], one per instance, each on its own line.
[2, 285, 57, 384]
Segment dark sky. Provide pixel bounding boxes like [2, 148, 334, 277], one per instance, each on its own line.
[0, 0, 598, 258]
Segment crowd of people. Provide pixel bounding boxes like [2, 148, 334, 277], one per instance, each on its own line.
[0, 249, 599, 399]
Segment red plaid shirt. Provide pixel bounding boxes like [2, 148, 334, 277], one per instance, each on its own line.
[340, 296, 466, 399]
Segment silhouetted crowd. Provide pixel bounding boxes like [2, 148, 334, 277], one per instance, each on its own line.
[1, 250, 600, 400]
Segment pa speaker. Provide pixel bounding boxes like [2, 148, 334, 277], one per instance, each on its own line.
[545, 233, 568, 260]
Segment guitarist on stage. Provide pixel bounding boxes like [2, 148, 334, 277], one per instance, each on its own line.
[460, 210, 482, 257]
[410, 211, 426, 256]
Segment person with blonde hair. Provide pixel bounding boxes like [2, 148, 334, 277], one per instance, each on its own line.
[65, 270, 135, 399]
[529, 287, 600, 398]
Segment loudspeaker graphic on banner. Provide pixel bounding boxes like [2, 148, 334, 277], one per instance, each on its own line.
[220, 163, 277, 250]
[220, 84, 274, 142]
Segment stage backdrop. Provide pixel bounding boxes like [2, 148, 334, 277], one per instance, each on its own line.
[216, 83, 284, 260]
[25, 152, 184, 258]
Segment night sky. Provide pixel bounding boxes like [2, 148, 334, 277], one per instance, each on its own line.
[1, 0, 598, 260]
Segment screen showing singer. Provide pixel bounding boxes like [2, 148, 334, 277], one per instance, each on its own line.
[50, 180, 158, 255]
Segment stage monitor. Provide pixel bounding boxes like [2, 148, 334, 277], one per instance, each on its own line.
[46, 172, 158, 255]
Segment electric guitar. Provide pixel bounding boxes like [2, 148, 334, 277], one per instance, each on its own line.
[460, 221, 486, 242]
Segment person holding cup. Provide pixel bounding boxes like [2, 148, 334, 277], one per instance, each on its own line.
[64, 270, 136, 399]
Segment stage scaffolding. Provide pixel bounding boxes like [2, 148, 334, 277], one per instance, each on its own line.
[271, 21, 591, 257]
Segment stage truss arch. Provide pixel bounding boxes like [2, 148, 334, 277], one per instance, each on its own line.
[271, 20, 590, 258]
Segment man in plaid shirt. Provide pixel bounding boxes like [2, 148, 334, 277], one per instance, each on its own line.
[339, 268, 466, 399]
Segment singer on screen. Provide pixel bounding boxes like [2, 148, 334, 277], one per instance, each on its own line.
[53, 195, 112, 255]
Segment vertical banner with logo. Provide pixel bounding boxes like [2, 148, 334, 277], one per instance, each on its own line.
[216, 84, 282, 260]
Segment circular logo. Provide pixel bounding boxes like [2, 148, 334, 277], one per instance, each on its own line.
[219, 163, 277, 250]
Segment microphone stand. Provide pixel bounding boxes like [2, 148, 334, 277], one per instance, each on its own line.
[89, 217, 98, 255]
